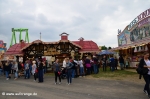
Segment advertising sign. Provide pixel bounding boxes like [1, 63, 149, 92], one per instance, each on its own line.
[118, 29, 131, 46]
[130, 18, 150, 42]
[128, 8, 150, 30]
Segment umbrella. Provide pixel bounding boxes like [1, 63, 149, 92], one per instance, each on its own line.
[98, 50, 114, 55]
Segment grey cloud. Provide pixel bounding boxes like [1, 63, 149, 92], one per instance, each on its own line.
[0, 0, 150, 48]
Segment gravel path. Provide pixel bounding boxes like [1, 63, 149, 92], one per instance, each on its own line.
[0, 75, 148, 99]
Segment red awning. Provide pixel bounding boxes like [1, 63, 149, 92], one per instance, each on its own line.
[73, 40, 100, 53]
[5, 42, 29, 56]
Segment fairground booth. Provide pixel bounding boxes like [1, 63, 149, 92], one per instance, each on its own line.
[112, 8, 150, 68]
[4, 32, 99, 64]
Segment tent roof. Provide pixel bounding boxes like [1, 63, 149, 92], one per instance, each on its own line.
[5, 42, 29, 56]
[73, 40, 99, 53]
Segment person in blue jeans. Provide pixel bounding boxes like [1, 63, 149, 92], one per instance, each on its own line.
[93, 56, 98, 74]
[119, 55, 124, 70]
[52, 59, 61, 84]
[66, 58, 73, 85]
[110, 56, 115, 72]
[79, 59, 85, 77]
[13, 61, 18, 80]
[70, 59, 76, 78]
[4, 61, 11, 80]
[24, 61, 30, 79]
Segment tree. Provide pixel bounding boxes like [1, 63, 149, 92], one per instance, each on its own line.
[101, 45, 107, 50]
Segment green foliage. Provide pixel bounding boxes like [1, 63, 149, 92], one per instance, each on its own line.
[101, 45, 107, 50]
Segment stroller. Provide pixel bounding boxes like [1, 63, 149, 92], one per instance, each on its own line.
[60, 67, 67, 79]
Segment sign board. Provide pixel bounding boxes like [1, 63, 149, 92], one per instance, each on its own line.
[44, 48, 60, 56]
[128, 8, 150, 30]
[118, 29, 131, 46]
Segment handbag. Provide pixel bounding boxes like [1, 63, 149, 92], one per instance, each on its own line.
[58, 71, 61, 75]
[35, 69, 38, 73]
[86, 64, 91, 67]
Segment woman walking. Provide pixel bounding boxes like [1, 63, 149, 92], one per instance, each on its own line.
[53, 59, 61, 85]
[138, 52, 150, 98]
[66, 58, 73, 85]
[32, 61, 37, 81]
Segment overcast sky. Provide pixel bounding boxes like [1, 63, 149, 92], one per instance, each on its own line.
[0, 0, 150, 48]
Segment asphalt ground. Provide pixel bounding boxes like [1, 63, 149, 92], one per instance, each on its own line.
[0, 74, 149, 99]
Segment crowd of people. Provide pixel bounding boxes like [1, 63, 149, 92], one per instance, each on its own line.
[0, 54, 149, 98]
[0, 55, 131, 82]
[0, 59, 47, 83]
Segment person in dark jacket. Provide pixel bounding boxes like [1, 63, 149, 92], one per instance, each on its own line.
[93, 56, 99, 74]
[101, 56, 107, 72]
[84, 57, 91, 75]
[38, 60, 44, 83]
[4, 61, 11, 80]
[138, 52, 150, 98]
[70, 59, 76, 79]
[119, 56, 124, 70]
[110, 56, 115, 72]
[114, 57, 118, 70]
[53, 59, 61, 85]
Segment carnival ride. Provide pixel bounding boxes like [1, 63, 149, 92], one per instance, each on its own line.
[10, 28, 29, 47]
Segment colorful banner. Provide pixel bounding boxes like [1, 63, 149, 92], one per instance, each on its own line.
[118, 29, 131, 46]
[130, 22, 150, 42]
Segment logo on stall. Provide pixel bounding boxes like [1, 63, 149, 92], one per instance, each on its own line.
[44, 48, 60, 56]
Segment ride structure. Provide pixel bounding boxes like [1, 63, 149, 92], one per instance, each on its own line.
[10, 28, 29, 47]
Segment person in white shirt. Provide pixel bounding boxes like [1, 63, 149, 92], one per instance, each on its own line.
[139, 52, 150, 98]
[32, 61, 37, 81]
[62, 58, 67, 68]
[79, 59, 85, 77]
